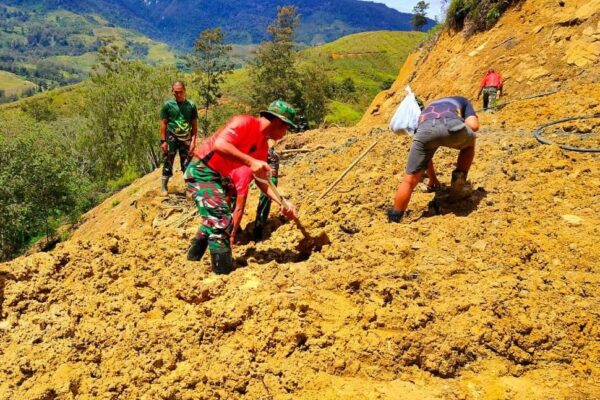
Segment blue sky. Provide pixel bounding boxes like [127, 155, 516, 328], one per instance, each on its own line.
[362, 0, 446, 20]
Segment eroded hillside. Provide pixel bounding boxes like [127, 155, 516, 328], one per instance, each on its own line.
[1, 0, 599, 399]
[362, 0, 600, 134]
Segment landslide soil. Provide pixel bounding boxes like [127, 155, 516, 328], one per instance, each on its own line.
[2, 1, 600, 399]
[1, 121, 599, 399]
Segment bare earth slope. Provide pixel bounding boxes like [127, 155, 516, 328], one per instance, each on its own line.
[1, 0, 600, 399]
[361, 0, 600, 133]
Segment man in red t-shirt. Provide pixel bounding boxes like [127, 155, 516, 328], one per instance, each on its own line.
[184, 100, 298, 274]
[477, 69, 503, 111]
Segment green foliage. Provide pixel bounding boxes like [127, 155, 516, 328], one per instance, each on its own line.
[326, 101, 363, 125]
[0, 113, 84, 260]
[249, 6, 332, 127]
[20, 96, 58, 122]
[189, 28, 234, 134]
[293, 62, 331, 126]
[249, 6, 301, 111]
[227, 30, 425, 126]
[106, 165, 140, 192]
[411, 1, 430, 31]
[446, 0, 521, 34]
[331, 77, 357, 101]
[86, 42, 180, 180]
[0, 5, 176, 99]
[380, 78, 395, 91]
[298, 30, 426, 125]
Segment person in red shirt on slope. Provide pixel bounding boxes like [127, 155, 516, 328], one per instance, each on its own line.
[477, 69, 503, 111]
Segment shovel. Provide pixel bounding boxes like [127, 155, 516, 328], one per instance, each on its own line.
[255, 173, 330, 254]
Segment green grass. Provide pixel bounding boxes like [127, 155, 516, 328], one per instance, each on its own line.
[326, 101, 364, 125]
[0, 71, 37, 96]
[147, 43, 176, 65]
[222, 30, 426, 126]
[46, 53, 98, 73]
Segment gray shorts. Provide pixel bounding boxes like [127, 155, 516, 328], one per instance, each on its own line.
[405, 118, 476, 174]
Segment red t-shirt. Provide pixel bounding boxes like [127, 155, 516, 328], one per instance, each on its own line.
[479, 71, 503, 89]
[194, 115, 268, 176]
[228, 166, 253, 197]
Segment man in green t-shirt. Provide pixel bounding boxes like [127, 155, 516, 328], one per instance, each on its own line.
[159, 81, 198, 195]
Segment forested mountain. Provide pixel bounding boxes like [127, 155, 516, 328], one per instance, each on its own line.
[4, 0, 435, 48]
[0, 3, 176, 100]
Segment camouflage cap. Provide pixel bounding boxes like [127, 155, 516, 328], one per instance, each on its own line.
[259, 99, 297, 129]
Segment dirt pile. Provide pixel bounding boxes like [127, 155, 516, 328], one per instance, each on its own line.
[1, 0, 600, 398]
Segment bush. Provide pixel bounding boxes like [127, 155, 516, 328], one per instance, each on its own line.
[86, 49, 180, 180]
[446, 0, 523, 35]
[0, 113, 84, 260]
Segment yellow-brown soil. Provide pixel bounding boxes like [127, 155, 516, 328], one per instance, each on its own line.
[1, 0, 600, 399]
[362, 0, 600, 134]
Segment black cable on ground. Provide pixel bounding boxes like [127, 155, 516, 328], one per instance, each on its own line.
[533, 113, 600, 153]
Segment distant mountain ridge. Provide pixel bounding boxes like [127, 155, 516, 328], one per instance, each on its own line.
[4, 0, 435, 48]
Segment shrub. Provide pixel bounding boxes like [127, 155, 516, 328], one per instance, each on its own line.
[0, 113, 84, 260]
[446, 0, 523, 35]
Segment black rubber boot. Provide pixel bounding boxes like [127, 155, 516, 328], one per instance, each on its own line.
[210, 248, 234, 275]
[450, 169, 468, 195]
[253, 225, 264, 242]
[387, 208, 404, 223]
[187, 236, 208, 261]
[161, 176, 170, 195]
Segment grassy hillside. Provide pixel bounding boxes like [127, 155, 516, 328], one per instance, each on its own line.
[0, 4, 176, 101]
[0, 70, 37, 98]
[222, 30, 426, 125]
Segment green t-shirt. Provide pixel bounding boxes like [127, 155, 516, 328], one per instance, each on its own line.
[160, 99, 198, 140]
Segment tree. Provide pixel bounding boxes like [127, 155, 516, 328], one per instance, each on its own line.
[411, 1, 429, 31]
[249, 6, 301, 111]
[294, 62, 330, 125]
[189, 27, 234, 134]
[0, 114, 82, 260]
[86, 41, 180, 180]
[249, 6, 331, 127]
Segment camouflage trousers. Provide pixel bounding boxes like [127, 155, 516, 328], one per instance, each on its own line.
[255, 176, 278, 229]
[482, 86, 498, 111]
[163, 132, 191, 177]
[184, 159, 232, 251]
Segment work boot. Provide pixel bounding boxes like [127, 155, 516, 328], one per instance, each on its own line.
[187, 235, 208, 261]
[161, 176, 170, 195]
[387, 208, 404, 223]
[450, 169, 467, 194]
[210, 248, 234, 275]
[253, 225, 264, 242]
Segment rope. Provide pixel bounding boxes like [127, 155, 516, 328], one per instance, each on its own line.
[533, 114, 600, 153]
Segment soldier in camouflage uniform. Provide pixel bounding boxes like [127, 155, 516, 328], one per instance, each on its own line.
[184, 100, 298, 274]
[159, 82, 198, 195]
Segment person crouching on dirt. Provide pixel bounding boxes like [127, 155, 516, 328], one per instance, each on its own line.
[388, 96, 480, 223]
[185, 100, 298, 274]
[159, 81, 198, 195]
[227, 145, 281, 245]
